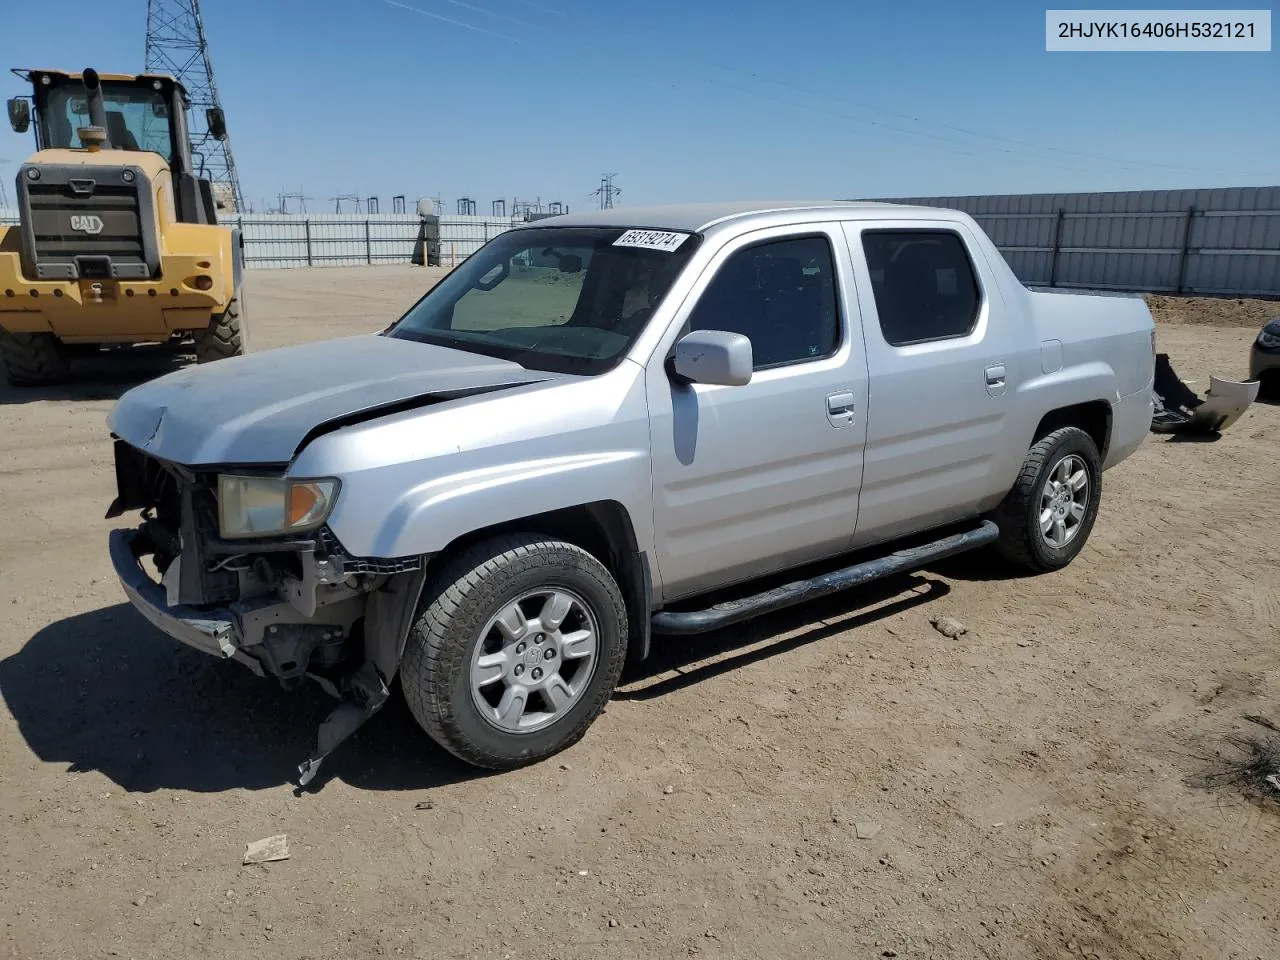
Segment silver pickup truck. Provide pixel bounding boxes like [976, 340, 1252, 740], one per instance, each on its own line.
[104, 201, 1156, 784]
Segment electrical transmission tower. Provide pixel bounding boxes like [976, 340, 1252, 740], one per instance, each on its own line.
[591, 174, 621, 210]
[144, 0, 243, 213]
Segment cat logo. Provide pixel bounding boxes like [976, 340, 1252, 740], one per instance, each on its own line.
[69, 215, 105, 235]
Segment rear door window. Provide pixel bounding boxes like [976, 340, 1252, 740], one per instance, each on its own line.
[861, 230, 981, 346]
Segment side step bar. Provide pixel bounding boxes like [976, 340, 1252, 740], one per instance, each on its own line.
[650, 520, 1000, 636]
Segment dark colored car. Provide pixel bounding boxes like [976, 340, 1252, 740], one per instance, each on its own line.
[1251, 317, 1280, 402]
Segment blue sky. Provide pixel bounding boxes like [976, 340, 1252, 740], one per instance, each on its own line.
[2, 0, 1277, 212]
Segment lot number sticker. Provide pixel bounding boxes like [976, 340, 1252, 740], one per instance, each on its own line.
[613, 229, 690, 252]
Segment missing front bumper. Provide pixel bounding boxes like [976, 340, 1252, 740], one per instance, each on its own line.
[108, 524, 430, 789]
[109, 527, 262, 673]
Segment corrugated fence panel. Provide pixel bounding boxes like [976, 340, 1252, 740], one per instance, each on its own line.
[437, 216, 517, 266]
[0, 208, 520, 269]
[221, 214, 518, 269]
[229, 214, 432, 268]
[5, 188, 1279, 296]
[879, 186, 1280, 298]
[235, 216, 312, 268]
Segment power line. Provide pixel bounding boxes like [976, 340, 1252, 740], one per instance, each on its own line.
[385, 0, 1275, 180]
[437, 0, 554, 33]
[382, 0, 544, 47]
[378, 2, 1075, 176]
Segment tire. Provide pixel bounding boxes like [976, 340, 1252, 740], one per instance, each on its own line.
[401, 534, 629, 770]
[990, 426, 1103, 574]
[194, 293, 247, 363]
[0, 329, 71, 387]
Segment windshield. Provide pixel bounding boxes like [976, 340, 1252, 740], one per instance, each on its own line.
[386, 226, 702, 375]
[42, 83, 174, 161]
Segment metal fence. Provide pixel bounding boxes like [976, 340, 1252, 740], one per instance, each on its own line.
[874, 185, 1280, 299]
[5, 184, 1279, 296]
[0, 209, 516, 269]
[229, 213, 425, 268]
[223, 213, 516, 268]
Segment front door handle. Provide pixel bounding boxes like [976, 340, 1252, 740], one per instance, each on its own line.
[827, 391, 855, 414]
[827, 390, 856, 427]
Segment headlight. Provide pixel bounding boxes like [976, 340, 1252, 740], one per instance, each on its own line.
[217, 475, 339, 539]
[1259, 330, 1280, 349]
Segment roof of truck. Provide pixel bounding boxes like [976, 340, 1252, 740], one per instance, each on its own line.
[513, 200, 954, 234]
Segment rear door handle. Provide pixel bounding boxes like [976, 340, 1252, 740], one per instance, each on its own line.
[985, 365, 1006, 386]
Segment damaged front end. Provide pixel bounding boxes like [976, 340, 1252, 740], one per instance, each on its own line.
[105, 439, 429, 787]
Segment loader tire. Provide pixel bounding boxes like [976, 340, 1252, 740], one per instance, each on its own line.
[990, 426, 1102, 574]
[194, 295, 247, 363]
[0, 330, 71, 387]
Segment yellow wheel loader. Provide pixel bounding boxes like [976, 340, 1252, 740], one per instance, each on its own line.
[1, 67, 247, 386]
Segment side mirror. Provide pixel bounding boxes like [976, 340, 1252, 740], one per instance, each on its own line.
[671, 329, 753, 386]
[7, 98, 30, 134]
[205, 107, 227, 140]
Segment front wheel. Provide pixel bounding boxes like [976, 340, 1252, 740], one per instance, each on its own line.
[400, 534, 629, 770]
[990, 426, 1103, 573]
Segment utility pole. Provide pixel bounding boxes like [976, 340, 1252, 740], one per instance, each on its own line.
[591, 174, 621, 210]
[145, 0, 244, 213]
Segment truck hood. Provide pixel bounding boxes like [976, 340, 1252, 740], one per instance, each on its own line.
[107, 335, 553, 466]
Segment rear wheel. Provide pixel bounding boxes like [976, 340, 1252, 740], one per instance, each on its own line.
[194, 292, 247, 363]
[990, 426, 1102, 573]
[400, 534, 629, 770]
[0, 330, 71, 387]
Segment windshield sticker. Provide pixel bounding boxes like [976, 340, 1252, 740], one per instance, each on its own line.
[613, 229, 691, 253]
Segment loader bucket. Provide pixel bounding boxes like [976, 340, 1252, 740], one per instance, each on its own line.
[1151, 353, 1260, 435]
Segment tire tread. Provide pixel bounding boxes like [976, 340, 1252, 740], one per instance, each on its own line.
[991, 426, 1100, 573]
[0, 330, 71, 386]
[194, 296, 245, 363]
[401, 534, 627, 770]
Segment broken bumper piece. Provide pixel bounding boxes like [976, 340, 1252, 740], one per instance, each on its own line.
[109, 527, 408, 790]
[109, 528, 263, 675]
[1151, 354, 1260, 436]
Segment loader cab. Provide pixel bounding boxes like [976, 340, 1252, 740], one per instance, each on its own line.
[8, 67, 224, 225]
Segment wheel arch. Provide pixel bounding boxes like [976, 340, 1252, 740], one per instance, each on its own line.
[419, 500, 653, 663]
[1031, 400, 1112, 462]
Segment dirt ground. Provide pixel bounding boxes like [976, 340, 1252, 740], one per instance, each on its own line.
[1, 266, 1278, 960]
[1145, 294, 1278, 329]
